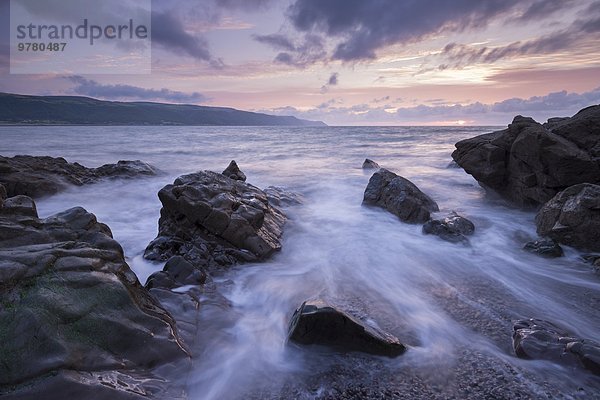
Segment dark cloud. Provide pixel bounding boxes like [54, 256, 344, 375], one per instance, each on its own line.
[438, 12, 600, 68]
[66, 76, 208, 103]
[518, 0, 575, 20]
[214, 0, 275, 11]
[255, 33, 326, 67]
[328, 73, 339, 86]
[285, 0, 563, 62]
[152, 11, 212, 61]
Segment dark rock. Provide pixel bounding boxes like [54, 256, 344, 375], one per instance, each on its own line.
[513, 319, 600, 376]
[222, 160, 246, 182]
[362, 159, 380, 169]
[264, 186, 303, 207]
[363, 169, 439, 224]
[0, 183, 6, 200]
[422, 212, 475, 244]
[0, 155, 159, 199]
[452, 106, 600, 206]
[288, 300, 406, 357]
[145, 256, 207, 290]
[0, 199, 188, 390]
[144, 169, 286, 269]
[523, 238, 563, 258]
[0, 195, 38, 218]
[535, 183, 600, 251]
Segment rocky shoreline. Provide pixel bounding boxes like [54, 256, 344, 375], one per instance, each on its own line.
[1, 104, 599, 398]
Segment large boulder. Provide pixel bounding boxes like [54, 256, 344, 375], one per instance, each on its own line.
[0, 155, 159, 198]
[452, 106, 600, 206]
[422, 212, 475, 244]
[0, 197, 188, 396]
[363, 169, 439, 224]
[221, 160, 246, 182]
[144, 167, 286, 269]
[288, 300, 406, 357]
[513, 319, 600, 376]
[535, 184, 600, 251]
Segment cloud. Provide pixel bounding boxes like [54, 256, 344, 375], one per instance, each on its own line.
[214, 0, 276, 11]
[262, 87, 600, 125]
[152, 11, 212, 61]
[66, 76, 208, 103]
[320, 72, 339, 94]
[284, 0, 572, 62]
[254, 33, 326, 67]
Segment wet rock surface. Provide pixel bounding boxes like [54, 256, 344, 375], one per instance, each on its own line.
[0, 196, 188, 397]
[452, 106, 600, 206]
[144, 165, 287, 269]
[0, 155, 159, 199]
[513, 319, 600, 376]
[523, 238, 564, 258]
[535, 183, 600, 251]
[363, 169, 439, 223]
[422, 212, 475, 243]
[288, 300, 406, 357]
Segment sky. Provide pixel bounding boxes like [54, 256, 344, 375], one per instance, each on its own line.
[1, 0, 600, 126]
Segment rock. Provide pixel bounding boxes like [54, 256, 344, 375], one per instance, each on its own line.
[0, 198, 188, 391]
[363, 169, 439, 224]
[221, 160, 246, 182]
[146, 256, 208, 290]
[513, 319, 600, 376]
[452, 106, 600, 206]
[0, 183, 6, 200]
[523, 239, 564, 258]
[0, 195, 38, 218]
[535, 184, 600, 251]
[422, 212, 475, 243]
[362, 159, 380, 169]
[264, 186, 303, 207]
[144, 168, 286, 269]
[288, 300, 406, 357]
[0, 155, 159, 199]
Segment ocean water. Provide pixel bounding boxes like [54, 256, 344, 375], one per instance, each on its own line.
[1, 126, 599, 399]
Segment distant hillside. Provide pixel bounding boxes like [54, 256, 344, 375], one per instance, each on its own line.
[0, 93, 326, 126]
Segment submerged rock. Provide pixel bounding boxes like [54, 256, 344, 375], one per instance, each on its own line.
[513, 319, 600, 376]
[362, 159, 381, 169]
[264, 186, 303, 208]
[0, 196, 188, 395]
[535, 184, 600, 251]
[288, 300, 406, 357]
[523, 239, 563, 258]
[144, 165, 286, 269]
[222, 160, 246, 182]
[0, 155, 159, 198]
[452, 106, 600, 206]
[422, 212, 475, 244]
[363, 168, 439, 224]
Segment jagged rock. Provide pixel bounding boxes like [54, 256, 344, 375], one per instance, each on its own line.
[363, 169, 439, 224]
[0, 198, 188, 393]
[146, 256, 208, 290]
[362, 159, 380, 169]
[523, 239, 563, 258]
[221, 160, 246, 182]
[422, 212, 475, 244]
[513, 319, 600, 376]
[452, 106, 600, 206]
[0, 183, 6, 200]
[535, 184, 600, 251]
[0, 155, 159, 198]
[144, 168, 286, 269]
[288, 300, 406, 357]
[264, 186, 303, 207]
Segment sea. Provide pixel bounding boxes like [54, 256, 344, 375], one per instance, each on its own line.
[1, 125, 599, 399]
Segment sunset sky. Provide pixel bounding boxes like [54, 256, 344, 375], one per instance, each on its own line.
[1, 0, 600, 125]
